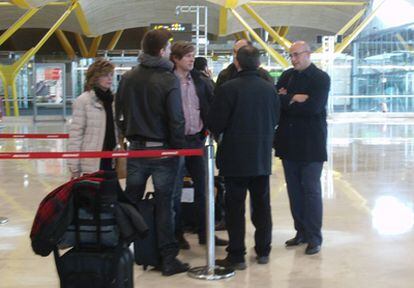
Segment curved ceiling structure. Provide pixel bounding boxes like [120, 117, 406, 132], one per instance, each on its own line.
[0, 0, 368, 37]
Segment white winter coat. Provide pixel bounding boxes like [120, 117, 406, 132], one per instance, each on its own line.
[67, 90, 117, 175]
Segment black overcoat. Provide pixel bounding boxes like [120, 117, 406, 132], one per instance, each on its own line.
[274, 63, 330, 162]
[208, 70, 280, 177]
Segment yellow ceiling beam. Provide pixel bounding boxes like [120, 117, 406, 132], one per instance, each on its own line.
[73, 1, 94, 37]
[315, 7, 366, 53]
[75, 33, 88, 57]
[249, 1, 366, 6]
[0, 8, 39, 46]
[219, 7, 228, 36]
[225, 0, 239, 8]
[337, 7, 366, 35]
[279, 26, 289, 38]
[335, 0, 386, 54]
[55, 29, 76, 59]
[10, 0, 32, 9]
[0, 1, 76, 116]
[242, 4, 291, 50]
[230, 8, 289, 68]
[88, 35, 102, 57]
[106, 30, 123, 51]
[241, 30, 251, 41]
[234, 32, 242, 40]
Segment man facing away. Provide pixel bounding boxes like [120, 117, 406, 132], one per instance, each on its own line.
[208, 45, 280, 270]
[115, 29, 189, 276]
[215, 39, 273, 88]
[274, 41, 330, 255]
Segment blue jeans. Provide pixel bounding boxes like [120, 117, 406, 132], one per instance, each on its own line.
[282, 160, 323, 245]
[125, 141, 180, 258]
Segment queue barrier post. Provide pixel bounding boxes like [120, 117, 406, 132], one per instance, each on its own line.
[187, 134, 235, 280]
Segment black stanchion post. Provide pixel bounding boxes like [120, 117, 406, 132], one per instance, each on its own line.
[187, 134, 235, 280]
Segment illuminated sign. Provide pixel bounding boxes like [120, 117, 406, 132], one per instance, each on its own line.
[150, 23, 192, 42]
[151, 23, 192, 32]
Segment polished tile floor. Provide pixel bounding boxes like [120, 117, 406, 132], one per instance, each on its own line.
[0, 116, 414, 288]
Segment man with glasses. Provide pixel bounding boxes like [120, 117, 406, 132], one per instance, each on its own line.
[274, 41, 330, 255]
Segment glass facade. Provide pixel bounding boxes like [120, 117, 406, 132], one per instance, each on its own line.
[345, 23, 414, 113]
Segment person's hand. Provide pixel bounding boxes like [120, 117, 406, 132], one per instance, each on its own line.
[205, 68, 213, 78]
[292, 94, 309, 103]
[278, 87, 287, 95]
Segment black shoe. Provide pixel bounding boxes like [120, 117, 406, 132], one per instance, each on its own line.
[215, 221, 226, 231]
[215, 257, 246, 270]
[161, 257, 190, 276]
[176, 233, 190, 250]
[199, 235, 228, 246]
[256, 256, 269, 264]
[305, 243, 321, 255]
[285, 236, 306, 247]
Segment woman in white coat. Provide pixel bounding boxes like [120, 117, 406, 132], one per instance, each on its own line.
[67, 58, 117, 178]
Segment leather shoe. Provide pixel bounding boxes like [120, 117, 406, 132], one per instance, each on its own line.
[256, 256, 269, 264]
[215, 257, 246, 270]
[199, 235, 228, 246]
[176, 233, 190, 250]
[215, 221, 226, 231]
[305, 243, 321, 255]
[285, 236, 306, 247]
[161, 257, 190, 276]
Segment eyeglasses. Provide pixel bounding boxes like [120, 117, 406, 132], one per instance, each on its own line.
[288, 51, 310, 58]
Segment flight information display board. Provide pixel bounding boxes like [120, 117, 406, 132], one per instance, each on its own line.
[150, 23, 192, 41]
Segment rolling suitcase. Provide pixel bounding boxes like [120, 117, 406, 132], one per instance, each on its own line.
[54, 245, 133, 288]
[133, 192, 161, 270]
[54, 179, 134, 288]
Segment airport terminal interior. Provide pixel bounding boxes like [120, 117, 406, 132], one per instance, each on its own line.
[1, 0, 414, 287]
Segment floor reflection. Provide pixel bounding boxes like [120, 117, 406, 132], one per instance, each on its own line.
[0, 117, 414, 287]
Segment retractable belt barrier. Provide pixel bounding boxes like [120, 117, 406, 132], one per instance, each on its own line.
[0, 133, 69, 139]
[0, 149, 203, 159]
[0, 132, 235, 280]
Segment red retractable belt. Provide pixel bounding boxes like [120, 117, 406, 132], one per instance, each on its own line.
[0, 134, 69, 139]
[0, 149, 204, 159]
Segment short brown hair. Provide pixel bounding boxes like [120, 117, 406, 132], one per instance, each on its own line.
[84, 58, 114, 91]
[170, 41, 195, 61]
[142, 28, 173, 56]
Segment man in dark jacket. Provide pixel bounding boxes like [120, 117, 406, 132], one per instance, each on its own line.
[209, 45, 280, 270]
[115, 29, 189, 276]
[215, 39, 274, 89]
[274, 41, 330, 255]
[169, 41, 228, 249]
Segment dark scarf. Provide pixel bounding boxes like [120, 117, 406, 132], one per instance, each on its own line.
[94, 87, 116, 151]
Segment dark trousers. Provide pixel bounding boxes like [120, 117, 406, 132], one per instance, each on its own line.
[173, 135, 206, 239]
[282, 160, 323, 245]
[174, 154, 206, 237]
[224, 175, 272, 263]
[125, 141, 180, 258]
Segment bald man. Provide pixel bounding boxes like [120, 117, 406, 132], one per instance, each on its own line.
[274, 41, 330, 255]
[215, 39, 273, 88]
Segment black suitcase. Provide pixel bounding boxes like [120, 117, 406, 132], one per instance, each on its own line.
[180, 176, 227, 231]
[133, 192, 161, 270]
[54, 246, 133, 288]
[54, 179, 133, 287]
